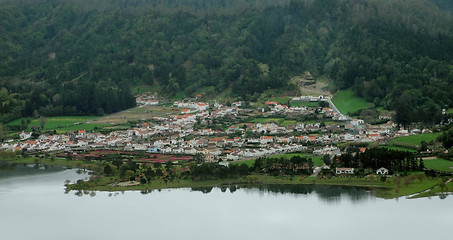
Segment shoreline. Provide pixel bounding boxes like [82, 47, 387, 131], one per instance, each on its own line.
[66, 173, 446, 200]
[3, 158, 452, 199]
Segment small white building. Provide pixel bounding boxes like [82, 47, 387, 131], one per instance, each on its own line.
[376, 167, 389, 175]
[336, 167, 354, 174]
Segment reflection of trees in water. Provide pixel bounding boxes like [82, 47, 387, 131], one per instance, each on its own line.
[246, 185, 315, 196]
[191, 185, 237, 194]
[0, 163, 63, 178]
[189, 184, 372, 203]
[191, 187, 214, 194]
[315, 185, 371, 203]
[73, 190, 97, 197]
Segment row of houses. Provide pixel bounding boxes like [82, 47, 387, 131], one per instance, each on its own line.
[2, 99, 426, 164]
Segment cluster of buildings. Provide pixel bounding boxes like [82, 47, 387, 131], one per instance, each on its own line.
[1, 96, 429, 163]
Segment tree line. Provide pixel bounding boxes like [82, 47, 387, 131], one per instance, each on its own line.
[333, 148, 424, 174]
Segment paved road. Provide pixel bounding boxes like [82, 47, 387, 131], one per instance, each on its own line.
[322, 98, 352, 121]
[312, 166, 322, 176]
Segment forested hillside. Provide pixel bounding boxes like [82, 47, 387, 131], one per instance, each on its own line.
[430, 0, 453, 13]
[0, 0, 452, 126]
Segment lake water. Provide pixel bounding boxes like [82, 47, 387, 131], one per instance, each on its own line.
[0, 167, 452, 240]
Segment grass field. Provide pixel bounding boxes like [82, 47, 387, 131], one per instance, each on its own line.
[7, 116, 99, 132]
[268, 96, 291, 104]
[446, 108, 453, 114]
[423, 158, 453, 172]
[389, 132, 441, 148]
[280, 120, 297, 126]
[249, 118, 284, 124]
[271, 153, 324, 166]
[332, 89, 372, 114]
[89, 106, 180, 125]
[290, 102, 319, 107]
[231, 159, 256, 167]
[303, 175, 440, 199]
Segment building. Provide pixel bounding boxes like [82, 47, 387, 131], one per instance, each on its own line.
[335, 167, 354, 174]
[376, 167, 389, 175]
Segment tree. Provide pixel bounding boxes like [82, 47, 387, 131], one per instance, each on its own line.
[418, 158, 425, 171]
[438, 179, 447, 192]
[39, 116, 47, 130]
[104, 164, 113, 176]
[322, 154, 331, 165]
[438, 128, 453, 149]
[419, 141, 428, 152]
[0, 123, 4, 142]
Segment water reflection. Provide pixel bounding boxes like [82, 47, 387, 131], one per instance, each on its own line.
[188, 184, 372, 203]
[0, 162, 65, 179]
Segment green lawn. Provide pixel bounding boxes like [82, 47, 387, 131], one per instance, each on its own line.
[231, 159, 256, 167]
[280, 120, 297, 126]
[55, 123, 112, 133]
[249, 118, 284, 124]
[171, 91, 186, 101]
[269, 152, 324, 166]
[7, 116, 99, 131]
[290, 102, 319, 107]
[424, 158, 453, 172]
[389, 132, 441, 148]
[332, 89, 372, 114]
[269, 96, 291, 105]
[446, 108, 453, 114]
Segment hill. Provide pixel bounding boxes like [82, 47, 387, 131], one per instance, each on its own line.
[0, 0, 452, 127]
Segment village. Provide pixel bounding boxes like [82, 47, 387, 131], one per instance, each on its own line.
[1, 94, 431, 167]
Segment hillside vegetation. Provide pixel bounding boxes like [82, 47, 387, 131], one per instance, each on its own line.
[0, 0, 452, 127]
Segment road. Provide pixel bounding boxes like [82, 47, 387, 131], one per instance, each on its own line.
[312, 166, 322, 176]
[322, 98, 352, 121]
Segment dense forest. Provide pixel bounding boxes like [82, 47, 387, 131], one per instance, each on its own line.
[0, 0, 452, 126]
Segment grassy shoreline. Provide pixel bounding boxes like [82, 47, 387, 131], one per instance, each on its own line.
[3, 158, 451, 199]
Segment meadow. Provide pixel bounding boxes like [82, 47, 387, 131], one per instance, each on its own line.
[249, 117, 285, 124]
[290, 101, 320, 107]
[388, 132, 441, 149]
[332, 89, 372, 114]
[7, 116, 101, 132]
[268, 96, 291, 104]
[423, 158, 453, 172]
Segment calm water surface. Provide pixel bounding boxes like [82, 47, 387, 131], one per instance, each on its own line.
[0, 167, 452, 240]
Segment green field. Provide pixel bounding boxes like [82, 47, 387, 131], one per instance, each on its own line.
[268, 96, 291, 104]
[248, 117, 335, 127]
[290, 101, 319, 107]
[424, 158, 453, 172]
[231, 159, 256, 167]
[332, 89, 372, 114]
[280, 120, 297, 126]
[7, 116, 100, 132]
[447, 108, 453, 114]
[389, 132, 441, 148]
[271, 153, 324, 166]
[249, 118, 284, 124]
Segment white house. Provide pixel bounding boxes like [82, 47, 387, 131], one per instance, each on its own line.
[376, 167, 389, 175]
[335, 167, 354, 174]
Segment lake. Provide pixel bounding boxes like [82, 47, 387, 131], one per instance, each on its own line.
[0, 166, 452, 240]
